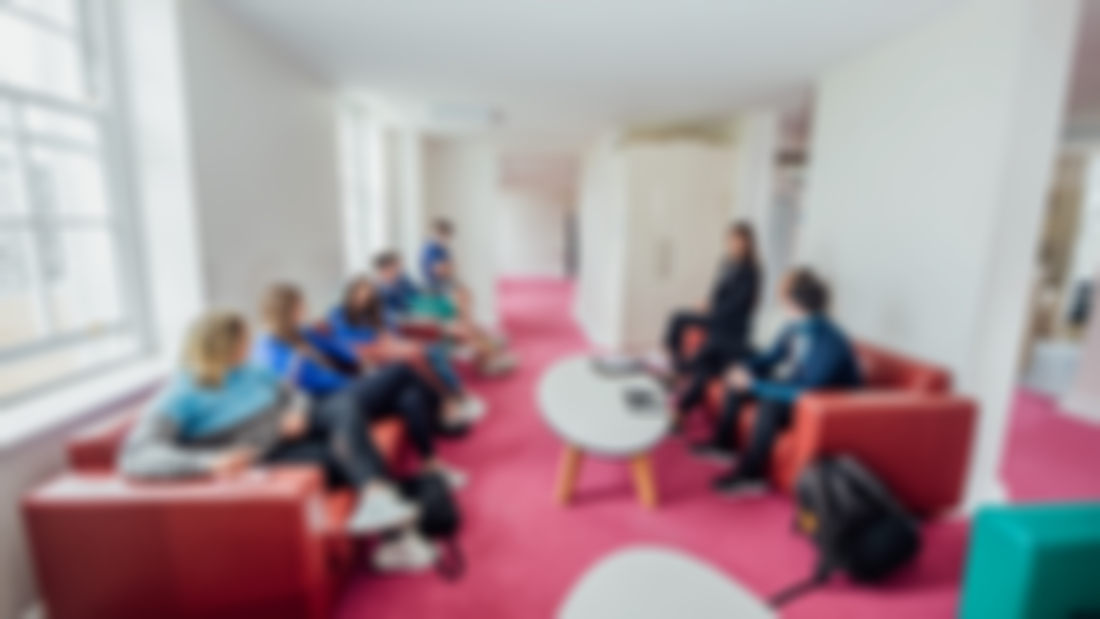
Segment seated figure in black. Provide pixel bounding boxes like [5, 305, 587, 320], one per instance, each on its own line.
[693, 268, 864, 497]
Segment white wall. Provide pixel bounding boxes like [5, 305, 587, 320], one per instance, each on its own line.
[799, 0, 1081, 505]
[179, 0, 345, 316]
[495, 155, 579, 278]
[420, 138, 501, 327]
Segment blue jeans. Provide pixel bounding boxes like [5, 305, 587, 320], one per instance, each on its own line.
[426, 343, 464, 396]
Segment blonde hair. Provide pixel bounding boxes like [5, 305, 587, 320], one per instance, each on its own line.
[183, 311, 248, 387]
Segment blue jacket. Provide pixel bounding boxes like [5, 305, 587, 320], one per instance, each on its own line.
[252, 330, 360, 399]
[378, 276, 420, 317]
[420, 241, 451, 288]
[327, 307, 382, 346]
[749, 315, 863, 404]
[155, 366, 282, 441]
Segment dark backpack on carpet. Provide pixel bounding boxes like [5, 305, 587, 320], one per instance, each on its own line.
[400, 472, 465, 581]
[771, 456, 923, 607]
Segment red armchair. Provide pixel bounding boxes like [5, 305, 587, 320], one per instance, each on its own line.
[24, 399, 405, 619]
[688, 331, 976, 517]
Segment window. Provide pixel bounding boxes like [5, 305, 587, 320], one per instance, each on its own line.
[0, 0, 146, 403]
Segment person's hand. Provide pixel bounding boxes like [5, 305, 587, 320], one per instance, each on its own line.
[726, 366, 753, 391]
[280, 410, 309, 439]
[211, 448, 257, 478]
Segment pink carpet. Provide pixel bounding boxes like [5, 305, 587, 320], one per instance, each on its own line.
[336, 279, 970, 618]
[1002, 389, 1100, 502]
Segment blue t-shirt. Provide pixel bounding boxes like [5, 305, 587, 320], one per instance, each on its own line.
[420, 240, 451, 288]
[156, 366, 282, 441]
[378, 275, 420, 317]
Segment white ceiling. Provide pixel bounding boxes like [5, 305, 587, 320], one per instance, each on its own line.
[223, 0, 1100, 141]
[223, 0, 962, 137]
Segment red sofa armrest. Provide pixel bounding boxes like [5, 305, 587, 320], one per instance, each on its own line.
[67, 412, 140, 473]
[780, 392, 977, 517]
[24, 467, 337, 619]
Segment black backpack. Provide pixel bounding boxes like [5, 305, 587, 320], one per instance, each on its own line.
[771, 456, 922, 607]
[399, 472, 465, 580]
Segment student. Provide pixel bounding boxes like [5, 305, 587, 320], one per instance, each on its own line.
[252, 283, 468, 489]
[329, 275, 486, 428]
[374, 251, 421, 320]
[385, 247, 518, 377]
[695, 268, 863, 497]
[421, 218, 454, 290]
[118, 311, 436, 572]
[666, 222, 762, 418]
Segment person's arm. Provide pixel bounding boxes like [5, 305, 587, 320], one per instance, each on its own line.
[749, 326, 794, 376]
[118, 406, 231, 479]
[712, 264, 759, 324]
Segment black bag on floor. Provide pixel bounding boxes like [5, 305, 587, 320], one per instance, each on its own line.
[399, 472, 465, 580]
[771, 456, 922, 607]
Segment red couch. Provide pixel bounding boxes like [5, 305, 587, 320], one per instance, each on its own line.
[686, 331, 976, 517]
[24, 400, 405, 619]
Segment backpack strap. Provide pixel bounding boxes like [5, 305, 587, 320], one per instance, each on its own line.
[834, 456, 915, 523]
[436, 538, 466, 581]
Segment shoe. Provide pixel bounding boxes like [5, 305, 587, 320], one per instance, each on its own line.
[712, 471, 769, 498]
[481, 353, 517, 377]
[347, 485, 419, 535]
[459, 395, 487, 424]
[451, 347, 476, 363]
[372, 530, 438, 574]
[434, 461, 468, 491]
[690, 442, 737, 465]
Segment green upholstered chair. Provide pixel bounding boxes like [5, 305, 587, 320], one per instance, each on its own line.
[962, 503, 1100, 619]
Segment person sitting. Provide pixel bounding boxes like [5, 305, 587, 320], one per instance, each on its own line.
[665, 222, 762, 423]
[329, 275, 486, 429]
[252, 282, 468, 488]
[118, 311, 436, 572]
[387, 243, 518, 377]
[694, 268, 863, 497]
[421, 218, 455, 290]
[374, 251, 421, 321]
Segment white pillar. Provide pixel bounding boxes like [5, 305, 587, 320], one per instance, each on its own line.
[798, 0, 1082, 507]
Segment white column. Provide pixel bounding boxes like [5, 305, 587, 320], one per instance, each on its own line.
[798, 0, 1082, 507]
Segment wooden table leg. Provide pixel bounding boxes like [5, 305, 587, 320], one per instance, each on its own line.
[556, 446, 585, 506]
[631, 454, 659, 509]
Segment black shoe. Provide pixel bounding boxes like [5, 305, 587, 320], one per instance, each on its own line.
[690, 442, 737, 465]
[712, 471, 769, 498]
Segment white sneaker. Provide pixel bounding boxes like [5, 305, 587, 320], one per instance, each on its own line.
[481, 353, 518, 377]
[459, 395, 487, 424]
[451, 347, 476, 363]
[347, 486, 419, 535]
[372, 530, 438, 574]
[435, 462, 469, 491]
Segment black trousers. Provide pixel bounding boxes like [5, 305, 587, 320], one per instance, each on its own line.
[714, 390, 794, 480]
[675, 338, 751, 415]
[264, 389, 390, 490]
[342, 364, 440, 460]
[664, 310, 711, 372]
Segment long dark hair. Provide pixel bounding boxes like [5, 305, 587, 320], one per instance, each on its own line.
[342, 276, 385, 329]
[731, 221, 759, 268]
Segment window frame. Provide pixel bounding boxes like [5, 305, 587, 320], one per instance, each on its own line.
[0, 0, 152, 408]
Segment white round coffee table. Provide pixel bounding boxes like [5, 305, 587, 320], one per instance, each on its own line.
[559, 546, 776, 619]
[538, 355, 671, 509]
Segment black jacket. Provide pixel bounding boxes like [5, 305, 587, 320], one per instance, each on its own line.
[707, 259, 761, 349]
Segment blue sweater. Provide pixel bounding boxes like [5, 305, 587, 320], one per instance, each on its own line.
[749, 316, 863, 404]
[252, 330, 360, 399]
[154, 366, 282, 441]
[327, 307, 382, 346]
[378, 276, 420, 317]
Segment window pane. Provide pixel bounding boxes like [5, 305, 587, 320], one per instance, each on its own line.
[29, 146, 108, 216]
[0, 230, 48, 348]
[43, 227, 124, 335]
[0, 136, 29, 214]
[26, 107, 98, 147]
[10, 0, 78, 30]
[0, 332, 141, 400]
[0, 12, 84, 100]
